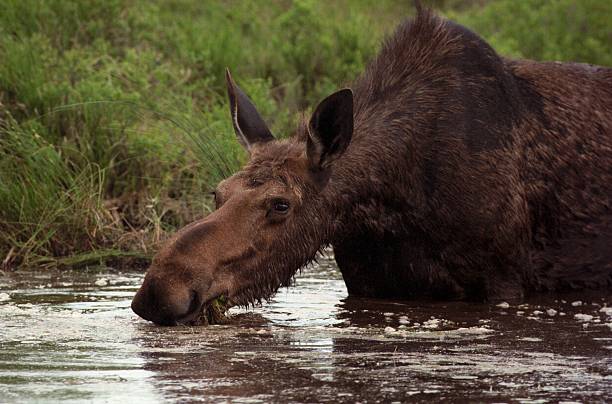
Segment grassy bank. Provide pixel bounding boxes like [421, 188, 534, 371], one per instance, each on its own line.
[1, 0, 609, 269]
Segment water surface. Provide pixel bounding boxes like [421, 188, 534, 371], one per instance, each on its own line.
[1, 255, 611, 402]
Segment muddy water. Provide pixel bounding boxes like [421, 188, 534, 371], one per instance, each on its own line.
[0, 255, 611, 403]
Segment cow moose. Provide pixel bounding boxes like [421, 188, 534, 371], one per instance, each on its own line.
[132, 5, 612, 325]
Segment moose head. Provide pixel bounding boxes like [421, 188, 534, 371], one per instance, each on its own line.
[131, 70, 354, 325]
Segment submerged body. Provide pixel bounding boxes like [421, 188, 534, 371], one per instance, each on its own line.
[132, 9, 612, 325]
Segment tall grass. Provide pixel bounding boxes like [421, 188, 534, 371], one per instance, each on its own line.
[0, 0, 609, 269]
[0, 117, 108, 267]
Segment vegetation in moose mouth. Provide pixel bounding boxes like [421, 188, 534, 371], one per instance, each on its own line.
[188, 296, 231, 326]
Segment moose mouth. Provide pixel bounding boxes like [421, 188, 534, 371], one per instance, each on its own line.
[176, 294, 231, 326]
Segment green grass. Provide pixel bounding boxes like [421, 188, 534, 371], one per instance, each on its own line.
[0, 0, 609, 269]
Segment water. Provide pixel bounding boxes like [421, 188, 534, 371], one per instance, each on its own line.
[1, 254, 611, 403]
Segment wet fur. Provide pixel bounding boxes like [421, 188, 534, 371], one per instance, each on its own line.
[320, 9, 612, 300]
[219, 9, 612, 303]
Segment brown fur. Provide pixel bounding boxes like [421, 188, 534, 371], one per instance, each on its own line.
[132, 8, 612, 325]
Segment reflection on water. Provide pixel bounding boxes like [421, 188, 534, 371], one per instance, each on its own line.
[0, 255, 611, 403]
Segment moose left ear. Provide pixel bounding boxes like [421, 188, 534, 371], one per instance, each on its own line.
[307, 88, 354, 171]
[225, 68, 275, 152]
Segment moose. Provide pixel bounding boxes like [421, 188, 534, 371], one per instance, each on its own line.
[132, 6, 612, 325]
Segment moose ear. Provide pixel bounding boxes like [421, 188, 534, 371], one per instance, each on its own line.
[307, 88, 353, 171]
[225, 68, 274, 152]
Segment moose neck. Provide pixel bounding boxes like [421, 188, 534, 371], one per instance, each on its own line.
[314, 124, 422, 246]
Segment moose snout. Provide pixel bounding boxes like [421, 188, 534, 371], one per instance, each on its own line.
[131, 275, 200, 326]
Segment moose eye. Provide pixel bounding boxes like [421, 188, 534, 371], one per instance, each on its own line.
[272, 200, 290, 213]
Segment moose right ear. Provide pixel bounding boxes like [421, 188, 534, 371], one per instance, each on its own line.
[307, 88, 354, 171]
[225, 69, 274, 152]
